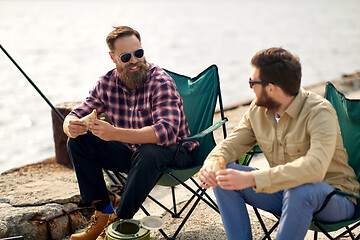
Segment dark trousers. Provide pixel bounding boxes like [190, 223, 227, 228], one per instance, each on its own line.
[67, 132, 194, 219]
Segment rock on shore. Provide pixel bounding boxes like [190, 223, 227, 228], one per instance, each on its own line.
[0, 158, 93, 239]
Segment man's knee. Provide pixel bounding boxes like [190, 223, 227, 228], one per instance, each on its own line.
[134, 144, 159, 158]
[283, 182, 332, 206]
[66, 133, 100, 164]
[131, 144, 162, 167]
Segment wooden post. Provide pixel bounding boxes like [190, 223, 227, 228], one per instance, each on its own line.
[51, 101, 81, 167]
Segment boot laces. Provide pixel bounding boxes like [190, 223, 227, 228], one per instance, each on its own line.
[98, 215, 120, 238]
[85, 214, 100, 233]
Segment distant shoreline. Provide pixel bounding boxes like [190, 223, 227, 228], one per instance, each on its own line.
[217, 71, 360, 113]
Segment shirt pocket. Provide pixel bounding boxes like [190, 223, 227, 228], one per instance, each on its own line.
[285, 142, 309, 161]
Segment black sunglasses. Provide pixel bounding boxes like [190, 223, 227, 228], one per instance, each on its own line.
[113, 48, 144, 63]
[249, 78, 270, 88]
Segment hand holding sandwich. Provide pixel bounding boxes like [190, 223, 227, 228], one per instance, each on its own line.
[198, 156, 226, 189]
[63, 109, 98, 138]
[63, 116, 89, 138]
[63, 109, 158, 143]
[198, 156, 256, 190]
[87, 118, 116, 141]
[63, 109, 115, 141]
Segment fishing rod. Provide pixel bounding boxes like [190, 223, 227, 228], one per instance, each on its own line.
[1, 44, 153, 224]
[1, 44, 121, 184]
[0, 44, 64, 122]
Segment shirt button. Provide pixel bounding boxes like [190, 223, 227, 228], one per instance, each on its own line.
[279, 143, 283, 147]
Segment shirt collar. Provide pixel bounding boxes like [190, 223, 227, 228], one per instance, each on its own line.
[282, 87, 307, 119]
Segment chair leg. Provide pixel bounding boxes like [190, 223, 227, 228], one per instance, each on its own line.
[342, 221, 360, 240]
[253, 207, 272, 240]
[312, 222, 336, 240]
[171, 190, 206, 239]
[190, 177, 219, 210]
[177, 189, 198, 217]
[171, 186, 179, 218]
[266, 220, 279, 239]
[145, 194, 174, 216]
[346, 226, 356, 240]
[169, 173, 219, 212]
[314, 231, 318, 240]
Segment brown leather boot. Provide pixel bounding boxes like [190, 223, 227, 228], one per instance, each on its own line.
[96, 213, 121, 240]
[71, 211, 110, 240]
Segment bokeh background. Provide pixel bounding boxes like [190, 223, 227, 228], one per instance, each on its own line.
[1, 0, 359, 173]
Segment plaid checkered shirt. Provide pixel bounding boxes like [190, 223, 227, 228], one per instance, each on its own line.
[70, 62, 199, 152]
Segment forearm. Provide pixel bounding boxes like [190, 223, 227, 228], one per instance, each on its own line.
[112, 126, 158, 144]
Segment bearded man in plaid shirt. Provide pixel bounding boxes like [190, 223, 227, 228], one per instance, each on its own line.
[63, 26, 198, 240]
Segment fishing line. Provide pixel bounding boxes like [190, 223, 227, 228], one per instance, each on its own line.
[0, 44, 64, 121]
[0, 44, 119, 183]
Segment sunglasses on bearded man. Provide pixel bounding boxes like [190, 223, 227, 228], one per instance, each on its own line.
[249, 78, 272, 88]
[112, 48, 144, 63]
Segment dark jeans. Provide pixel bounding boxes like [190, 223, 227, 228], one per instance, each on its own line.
[67, 132, 195, 219]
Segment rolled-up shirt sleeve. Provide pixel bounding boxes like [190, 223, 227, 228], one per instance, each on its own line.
[151, 81, 183, 146]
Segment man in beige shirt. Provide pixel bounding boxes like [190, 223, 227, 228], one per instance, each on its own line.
[198, 47, 359, 240]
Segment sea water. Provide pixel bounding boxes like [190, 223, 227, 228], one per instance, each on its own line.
[0, 0, 359, 173]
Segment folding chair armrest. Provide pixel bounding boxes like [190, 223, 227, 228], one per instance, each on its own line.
[178, 118, 228, 142]
[335, 189, 360, 199]
[238, 144, 263, 166]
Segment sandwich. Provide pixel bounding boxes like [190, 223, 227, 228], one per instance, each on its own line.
[80, 109, 97, 126]
[212, 157, 226, 173]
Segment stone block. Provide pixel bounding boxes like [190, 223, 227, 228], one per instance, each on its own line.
[51, 101, 81, 167]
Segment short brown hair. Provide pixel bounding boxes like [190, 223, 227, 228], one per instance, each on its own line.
[106, 26, 141, 52]
[251, 47, 301, 96]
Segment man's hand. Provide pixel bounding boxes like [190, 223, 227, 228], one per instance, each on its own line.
[215, 169, 255, 190]
[198, 159, 220, 189]
[88, 118, 115, 141]
[63, 116, 88, 138]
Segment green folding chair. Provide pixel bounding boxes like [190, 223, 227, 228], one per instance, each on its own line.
[107, 65, 228, 239]
[241, 82, 360, 239]
[310, 82, 360, 239]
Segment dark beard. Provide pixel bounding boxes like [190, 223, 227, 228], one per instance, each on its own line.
[255, 87, 281, 111]
[117, 61, 148, 91]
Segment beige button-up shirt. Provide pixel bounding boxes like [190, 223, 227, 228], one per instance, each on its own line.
[206, 88, 359, 198]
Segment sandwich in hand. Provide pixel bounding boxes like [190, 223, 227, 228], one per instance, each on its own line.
[80, 109, 97, 126]
[212, 157, 226, 173]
